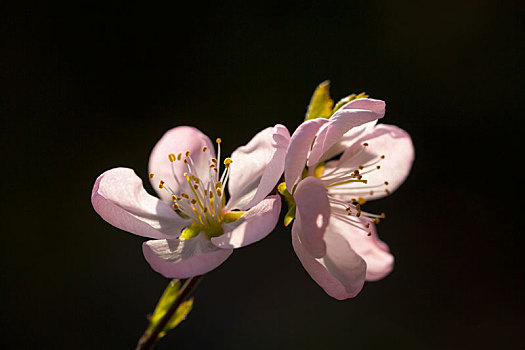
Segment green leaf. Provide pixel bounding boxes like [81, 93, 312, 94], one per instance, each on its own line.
[146, 280, 194, 340]
[305, 80, 334, 121]
[331, 92, 369, 115]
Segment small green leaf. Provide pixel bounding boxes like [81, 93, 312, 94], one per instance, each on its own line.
[305, 81, 334, 121]
[331, 92, 369, 115]
[157, 298, 194, 339]
[146, 280, 194, 340]
[284, 204, 296, 226]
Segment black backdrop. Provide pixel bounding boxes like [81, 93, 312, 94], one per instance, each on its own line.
[3, 1, 524, 349]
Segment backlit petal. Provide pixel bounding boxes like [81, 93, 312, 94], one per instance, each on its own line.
[92, 168, 190, 239]
[142, 234, 233, 278]
[293, 177, 330, 258]
[292, 224, 366, 300]
[328, 124, 414, 201]
[285, 118, 329, 192]
[212, 195, 281, 249]
[227, 125, 290, 210]
[307, 99, 385, 167]
[329, 215, 394, 281]
[149, 126, 215, 202]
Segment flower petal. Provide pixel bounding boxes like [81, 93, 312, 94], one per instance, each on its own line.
[307, 99, 385, 167]
[142, 234, 233, 278]
[227, 125, 290, 210]
[284, 118, 330, 191]
[293, 176, 330, 258]
[319, 120, 377, 162]
[292, 223, 366, 300]
[327, 124, 414, 201]
[149, 126, 215, 202]
[211, 195, 281, 249]
[329, 215, 394, 281]
[91, 168, 190, 239]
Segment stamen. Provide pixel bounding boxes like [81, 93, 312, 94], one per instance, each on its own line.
[158, 180, 165, 189]
[149, 173, 155, 179]
[202, 146, 208, 152]
[168, 153, 177, 162]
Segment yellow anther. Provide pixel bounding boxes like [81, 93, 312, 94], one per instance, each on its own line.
[209, 164, 215, 168]
[363, 142, 369, 146]
[215, 181, 222, 189]
[194, 184, 199, 190]
[184, 173, 190, 181]
[149, 173, 155, 179]
[204, 189, 208, 195]
[184, 159, 188, 164]
[213, 168, 218, 173]
[181, 193, 189, 199]
[209, 191, 214, 199]
[177, 197, 182, 201]
[203, 207, 208, 213]
[216, 138, 222, 144]
[367, 232, 372, 236]
[374, 217, 380, 224]
[158, 180, 165, 189]
[365, 223, 370, 228]
[168, 153, 177, 162]
[358, 197, 366, 205]
[191, 199, 197, 205]
[217, 188, 222, 197]
[172, 203, 179, 210]
[171, 195, 177, 201]
[385, 189, 391, 195]
[381, 212, 386, 219]
[223, 158, 233, 167]
[185, 151, 190, 157]
[211, 158, 217, 163]
[358, 165, 364, 170]
[202, 146, 208, 152]
[177, 153, 182, 160]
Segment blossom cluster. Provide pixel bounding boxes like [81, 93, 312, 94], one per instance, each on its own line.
[92, 83, 414, 299]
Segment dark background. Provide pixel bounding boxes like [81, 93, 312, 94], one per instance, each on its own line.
[3, 1, 524, 349]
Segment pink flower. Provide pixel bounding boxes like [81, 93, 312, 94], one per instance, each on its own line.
[284, 98, 414, 299]
[92, 125, 290, 278]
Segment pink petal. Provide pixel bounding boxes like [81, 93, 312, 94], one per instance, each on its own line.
[293, 176, 330, 258]
[307, 99, 386, 167]
[284, 118, 330, 192]
[227, 125, 290, 210]
[91, 168, 190, 239]
[142, 234, 233, 278]
[319, 120, 377, 162]
[292, 223, 366, 300]
[211, 195, 281, 249]
[328, 124, 414, 201]
[148, 126, 215, 203]
[329, 215, 394, 281]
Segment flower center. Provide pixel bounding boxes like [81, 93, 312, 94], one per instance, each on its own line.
[316, 142, 390, 236]
[150, 138, 244, 240]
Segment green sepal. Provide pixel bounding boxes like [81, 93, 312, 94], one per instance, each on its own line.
[331, 92, 369, 115]
[305, 81, 334, 121]
[278, 182, 297, 225]
[146, 280, 194, 340]
[284, 204, 296, 226]
[179, 223, 201, 239]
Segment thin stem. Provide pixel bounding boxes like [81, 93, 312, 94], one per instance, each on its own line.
[136, 275, 204, 350]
